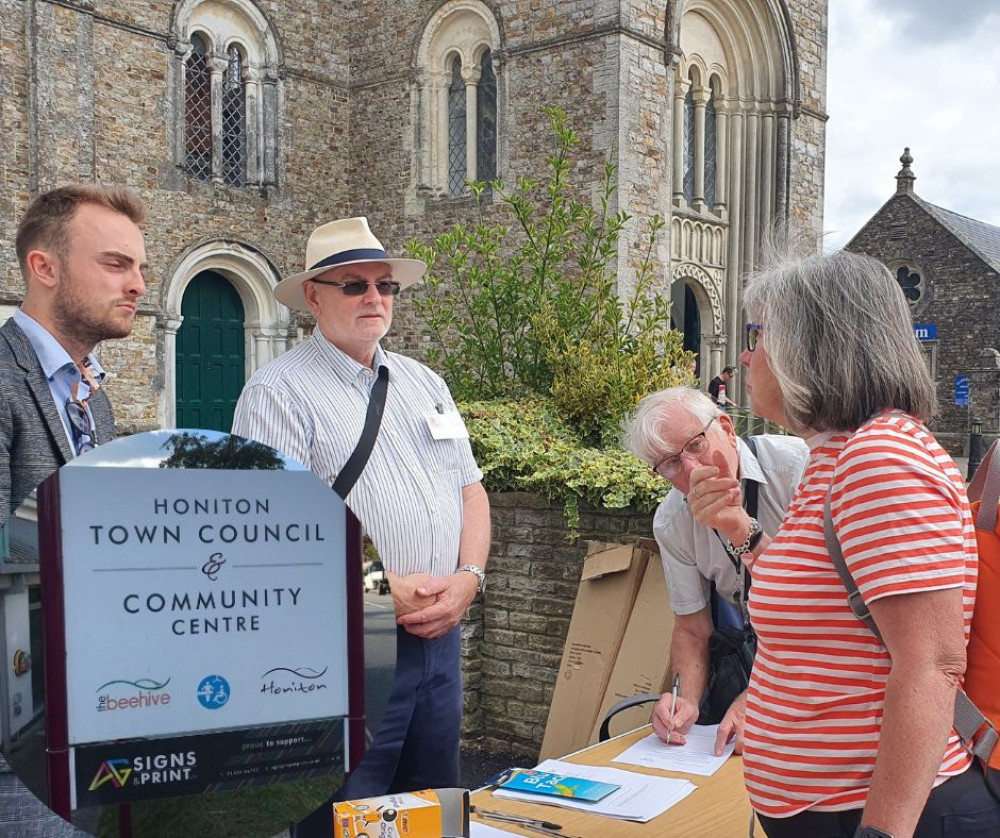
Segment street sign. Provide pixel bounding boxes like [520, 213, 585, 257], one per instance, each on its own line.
[955, 374, 970, 407]
[914, 323, 937, 341]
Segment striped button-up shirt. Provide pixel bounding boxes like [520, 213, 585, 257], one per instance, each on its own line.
[232, 332, 482, 577]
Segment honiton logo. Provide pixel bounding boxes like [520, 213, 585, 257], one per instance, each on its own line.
[260, 666, 329, 696]
[88, 759, 132, 791]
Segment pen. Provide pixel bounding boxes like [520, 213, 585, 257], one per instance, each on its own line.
[667, 673, 680, 742]
[470, 805, 562, 830]
[470, 808, 581, 838]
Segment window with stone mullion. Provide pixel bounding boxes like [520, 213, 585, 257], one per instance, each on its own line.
[704, 88, 717, 207]
[184, 34, 212, 182]
[221, 46, 247, 187]
[476, 50, 497, 182]
[447, 57, 467, 196]
[682, 82, 695, 202]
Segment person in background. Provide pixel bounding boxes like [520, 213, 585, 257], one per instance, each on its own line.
[708, 365, 738, 408]
[739, 249, 998, 838]
[622, 388, 807, 756]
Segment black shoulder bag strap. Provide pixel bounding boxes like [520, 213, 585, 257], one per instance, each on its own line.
[332, 365, 389, 501]
[712, 436, 759, 626]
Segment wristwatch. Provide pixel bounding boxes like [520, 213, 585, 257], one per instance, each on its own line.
[854, 827, 894, 838]
[458, 564, 487, 594]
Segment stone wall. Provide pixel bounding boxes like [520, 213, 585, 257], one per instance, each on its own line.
[460, 492, 655, 758]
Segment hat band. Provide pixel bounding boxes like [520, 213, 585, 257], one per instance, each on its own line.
[308, 247, 390, 273]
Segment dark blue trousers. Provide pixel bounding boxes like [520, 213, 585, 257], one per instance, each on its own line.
[758, 765, 1000, 838]
[292, 625, 462, 837]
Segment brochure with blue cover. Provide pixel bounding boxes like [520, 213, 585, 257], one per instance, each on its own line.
[498, 768, 620, 802]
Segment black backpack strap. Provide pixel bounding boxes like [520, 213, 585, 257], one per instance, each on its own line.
[332, 365, 389, 500]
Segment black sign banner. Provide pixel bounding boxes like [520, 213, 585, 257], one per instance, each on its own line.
[73, 718, 345, 807]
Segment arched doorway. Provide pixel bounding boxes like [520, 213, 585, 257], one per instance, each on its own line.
[176, 271, 246, 431]
[671, 279, 703, 377]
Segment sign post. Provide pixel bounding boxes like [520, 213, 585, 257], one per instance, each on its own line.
[956, 374, 971, 407]
[37, 435, 362, 829]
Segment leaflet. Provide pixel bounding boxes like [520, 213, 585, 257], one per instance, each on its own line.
[493, 759, 696, 822]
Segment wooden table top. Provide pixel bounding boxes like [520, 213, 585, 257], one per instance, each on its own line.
[469, 726, 755, 838]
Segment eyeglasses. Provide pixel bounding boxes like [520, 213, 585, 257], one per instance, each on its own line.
[653, 417, 716, 479]
[745, 324, 763, 353]
[66, 396, 95, 455]
[310, 278, 401, 297]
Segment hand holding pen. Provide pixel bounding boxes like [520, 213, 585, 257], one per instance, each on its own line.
[652, 673, 696, 745]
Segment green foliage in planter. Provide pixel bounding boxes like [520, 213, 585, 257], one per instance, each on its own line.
[406, 106, 694, 448]
[461, 398, 670, 537]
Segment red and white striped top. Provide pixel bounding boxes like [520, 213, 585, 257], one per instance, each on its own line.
[743, 412, 978, 817]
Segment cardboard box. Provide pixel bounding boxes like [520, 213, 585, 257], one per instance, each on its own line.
[538, 541, 654, 761]
[333, 788, 469, 838]
[589, 541, 674, 741]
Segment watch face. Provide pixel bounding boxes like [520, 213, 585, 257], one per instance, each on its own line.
[858, 828, 894, 838]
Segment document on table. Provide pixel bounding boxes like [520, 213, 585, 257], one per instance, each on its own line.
[611, 725, 735, 777]
[493, 758, 696, 822]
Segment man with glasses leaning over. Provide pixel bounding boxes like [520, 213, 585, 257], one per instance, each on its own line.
[233, 217, 489, 811]
[0, 184, 148, 834]
[622, 374, 807, 757]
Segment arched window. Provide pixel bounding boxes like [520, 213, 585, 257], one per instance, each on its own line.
[414, 1, 501, 199]
[682, 78, 695, 202]
[476, 50, 497, 182]
[185, 33, 212, 182]
[448, 57, 467, 196]
[704, 85, 717, 207]
[174, 0, 282, 188]
[222, 45, 247, 187]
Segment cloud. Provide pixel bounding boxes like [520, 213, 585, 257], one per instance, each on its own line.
[875, 0, 1000, 42]
[822, 0, 1000, 250]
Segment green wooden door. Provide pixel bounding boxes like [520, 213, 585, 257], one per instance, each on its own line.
[176, 271, 246, 432]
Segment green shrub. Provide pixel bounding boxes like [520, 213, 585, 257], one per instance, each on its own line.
[461, 399, 669, 537]
[407, 106, 694, 447]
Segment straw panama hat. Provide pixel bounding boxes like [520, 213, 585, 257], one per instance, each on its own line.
[274, 216, 427, 311]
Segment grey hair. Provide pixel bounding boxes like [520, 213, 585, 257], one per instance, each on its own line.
[742, 249, 936, 433]
[622, 387, 722, 465]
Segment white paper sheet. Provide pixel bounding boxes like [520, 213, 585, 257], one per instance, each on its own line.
[611, 725, 736, 777]
[470, 823, 525, 838]
[493, 758, 696, 822]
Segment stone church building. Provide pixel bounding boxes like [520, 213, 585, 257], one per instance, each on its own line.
[847, 150, 1000, 453]
[0, 0, 828, 433]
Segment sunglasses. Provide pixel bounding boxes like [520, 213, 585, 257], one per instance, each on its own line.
[66, 397, 95, 455]
[745, 323, 763, 353]
[310, 278, 401, 297]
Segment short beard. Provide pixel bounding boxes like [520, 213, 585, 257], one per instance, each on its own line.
[52, 282, 133, 351]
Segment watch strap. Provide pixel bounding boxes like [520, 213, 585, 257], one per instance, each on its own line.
[458, 564, 486, 593]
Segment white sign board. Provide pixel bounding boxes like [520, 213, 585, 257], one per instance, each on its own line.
[59, 467, 348, 746]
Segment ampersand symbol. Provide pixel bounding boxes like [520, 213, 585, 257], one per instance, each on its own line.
[201, 552, 226, 581]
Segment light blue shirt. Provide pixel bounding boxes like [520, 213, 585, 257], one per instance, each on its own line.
[232, 332, 483, 577]
[12, 309, 105, 452]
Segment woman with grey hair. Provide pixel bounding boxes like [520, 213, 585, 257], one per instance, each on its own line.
[738, 250, 996, 838]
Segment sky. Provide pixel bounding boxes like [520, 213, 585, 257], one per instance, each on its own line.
[822, 0, 1000, 250]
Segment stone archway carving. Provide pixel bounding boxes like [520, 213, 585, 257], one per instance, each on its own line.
[160, 239, 288, 427]
[673, 261, 727, 378]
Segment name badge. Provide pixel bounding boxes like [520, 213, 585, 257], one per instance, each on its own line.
[425, 410, 469, 440]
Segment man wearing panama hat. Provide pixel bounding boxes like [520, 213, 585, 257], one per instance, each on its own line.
[233, 217, 490, 802]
